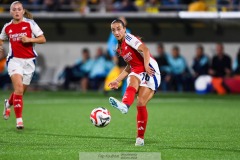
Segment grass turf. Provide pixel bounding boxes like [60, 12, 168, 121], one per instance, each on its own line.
[0, 91, 240, 160]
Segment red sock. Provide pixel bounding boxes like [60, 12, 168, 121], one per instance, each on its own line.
[8, 93, 14, 106]
[13, 94, 23, 118]
[137, 106, 148, 139]
[122, 86, 137, 107]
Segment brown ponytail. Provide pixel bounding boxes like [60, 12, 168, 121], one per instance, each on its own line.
[24, 9, 33, 19]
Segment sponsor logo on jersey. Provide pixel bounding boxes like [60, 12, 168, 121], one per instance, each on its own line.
[22, 26, 27, 30]
[9, 32, 27, 41]
[123, 52, 133, 62]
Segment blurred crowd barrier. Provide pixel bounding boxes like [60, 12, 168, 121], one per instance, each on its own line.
[0, 0, 240, 13]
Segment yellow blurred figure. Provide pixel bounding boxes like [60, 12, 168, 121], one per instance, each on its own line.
[188, 0, 208, 12]
[205, 0, 217, 11]
[104, 66, 122, 91]
[135, 0, 145, 7]
[146, 0, 159, 13]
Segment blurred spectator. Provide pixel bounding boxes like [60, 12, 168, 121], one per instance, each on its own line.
[89, 47, 114, 90]
[217, 0, 240, 11]
[145, 0, 159, 13]
[168, 45, 193, 92]
[21, 0, 43, 12]
[188, 0, 208, 11]
[57, 0, 73, 12]
[192, 44, 210, 78]
[217, 0, 232, 11]
[0, 48, 11, 89]
[160, 0, 182, 11]
[59, 48, 93, 91]
[88, 0, 100, 12]
[43, 0, 58, 11]
[154, 43, 171, 91]
[32, 53, 47, 83]
[134, 0, 145, 11]
[118, 0, 138, 12]
[0, 0, 13, 12]
[233, 48, 240, 75]
[209, 43, 232, 78]
[205, 0, 217, 11]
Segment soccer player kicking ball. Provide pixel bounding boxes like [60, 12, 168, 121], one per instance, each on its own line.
[0, 1, 46, 129]
[108, 19, 161, 146]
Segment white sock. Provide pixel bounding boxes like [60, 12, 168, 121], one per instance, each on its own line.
[17, 118, 23, 123]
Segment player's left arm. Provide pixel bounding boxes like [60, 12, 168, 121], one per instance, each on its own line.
[137, 44, 155, 76]
[108, 63, 130, 89]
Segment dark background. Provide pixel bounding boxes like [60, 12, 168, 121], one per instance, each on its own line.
[1, 16, 240, 42]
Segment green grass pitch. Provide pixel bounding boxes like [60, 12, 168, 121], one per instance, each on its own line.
[0, 91, 240, 160]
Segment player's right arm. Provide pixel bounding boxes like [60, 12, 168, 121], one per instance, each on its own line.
[108, 63, 131, 89]
[0, 24, 8, 57]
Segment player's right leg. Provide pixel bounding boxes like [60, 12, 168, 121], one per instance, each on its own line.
[135, 137, 144, 146]
[135, 86, 155, 146]
[3, 92, 14, 120]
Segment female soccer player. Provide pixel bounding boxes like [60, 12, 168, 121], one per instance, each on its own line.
[0, 1, 46, 129]
[108, 19, 161, 146]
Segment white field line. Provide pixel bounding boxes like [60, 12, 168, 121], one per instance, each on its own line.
[24, 98, 236, 105]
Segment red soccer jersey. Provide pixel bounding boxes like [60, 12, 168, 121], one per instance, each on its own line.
[0, 18, 43, 58]
[119, 33, 156, 74]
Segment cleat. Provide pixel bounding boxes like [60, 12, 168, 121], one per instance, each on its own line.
[135, 137, 144, 146]
[109, 97, 128, 114]
[16, 122, 24, 130]
[3, 99, 11, 120]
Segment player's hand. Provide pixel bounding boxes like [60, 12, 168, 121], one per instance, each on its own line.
[20, 36, 32, 43]
[108, 80, 119, 90]
[145, 65, 155, 77]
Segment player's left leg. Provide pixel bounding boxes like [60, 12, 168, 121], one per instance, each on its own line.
[11, 74, 25, 129]
[135, 86, 154, 146]
[3, 85, 28, 120]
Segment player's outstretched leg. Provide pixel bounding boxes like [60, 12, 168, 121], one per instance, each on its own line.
[3, 99, 11, 120]
[109, 97, 128, 114]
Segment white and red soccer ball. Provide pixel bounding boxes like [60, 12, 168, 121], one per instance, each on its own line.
[90, 107, 111, 127]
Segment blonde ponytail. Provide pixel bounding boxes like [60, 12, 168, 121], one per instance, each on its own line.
[24, 9, 33, 19]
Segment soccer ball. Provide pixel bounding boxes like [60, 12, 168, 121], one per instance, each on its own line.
[90, 107, 111, 127]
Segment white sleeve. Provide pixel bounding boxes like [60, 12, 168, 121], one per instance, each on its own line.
[0, 24, 8, 40]
[125, 33, 142, 50]
[30, 20, 44, 37]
